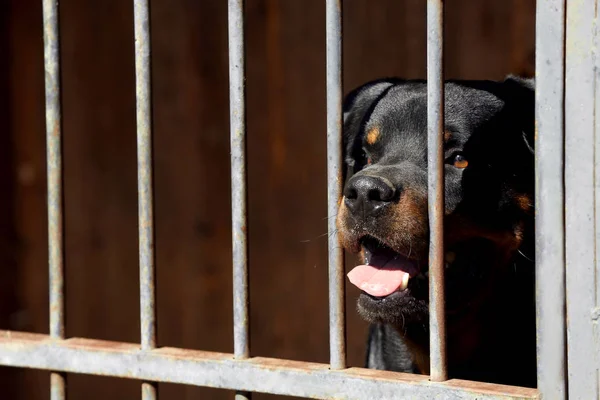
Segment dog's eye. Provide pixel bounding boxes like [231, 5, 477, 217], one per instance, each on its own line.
[450, 153, 468, 169]
[361, 148, 372, 165]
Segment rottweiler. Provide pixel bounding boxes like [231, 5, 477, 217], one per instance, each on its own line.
[337, 76, 536, 388]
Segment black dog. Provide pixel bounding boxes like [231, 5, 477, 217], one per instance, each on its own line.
[337, 77, 537, 388]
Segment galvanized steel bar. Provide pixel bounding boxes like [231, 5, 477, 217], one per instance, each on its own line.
[595, 3, 600, 391]
[426, 0, 447, 383]
[42, 0, 66, 398]
[0, 331, 540, 400]
[228, 3, 251, 399]
[534, 0, 567, 398]
[228, 0, 249, 360]
[326, 0, 346, 371]
[565, 0, 600, 397]
[134, 0, 158, 399]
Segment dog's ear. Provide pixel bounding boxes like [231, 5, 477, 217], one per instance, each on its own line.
[502, 75, 535, 154]
[342, 79, 398, 180]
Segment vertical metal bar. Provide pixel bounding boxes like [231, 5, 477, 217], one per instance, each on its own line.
[326, 0, 346, 371]
[565, 0, 600, 397]
[534, 0, 567, 398]
[595, 1, 600, 390]
[42, 0, 66, 398]
[427, 0, 447, 383]
[228, 1, 251, 399]
[134, 1, 157, 399]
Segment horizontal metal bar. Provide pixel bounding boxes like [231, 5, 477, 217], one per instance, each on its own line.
[0, 331, 538, 400]
[426, 0, 447, 383]
[325, 0, 346, 371]
[533, 0, 567, 399]
[42, 0, 66, 397]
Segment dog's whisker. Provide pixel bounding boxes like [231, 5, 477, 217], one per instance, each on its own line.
[517, 249, 534, 262]
[300, 231, 334, 243]
[325, 229, 339, 241]
[401, 312, 406, 333]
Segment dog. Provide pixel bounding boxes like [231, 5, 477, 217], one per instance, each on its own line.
[337, 76, 537, 388]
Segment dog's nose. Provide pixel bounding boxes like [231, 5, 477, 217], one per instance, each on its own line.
[344, 175, 396, 216]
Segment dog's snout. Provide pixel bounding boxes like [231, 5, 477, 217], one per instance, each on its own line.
[344, 175, 396, 216]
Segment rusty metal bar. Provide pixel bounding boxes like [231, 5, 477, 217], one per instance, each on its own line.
[0, 331, 539, 400]
[42, 0, 66, 398]
[228, 1, 250, 399]
[326, 0, 346, 371]
[565, 0, 600, 397]
[534, 0, 567, 398]
[133, 0, 158, 399]
[426, 0, 447, 383]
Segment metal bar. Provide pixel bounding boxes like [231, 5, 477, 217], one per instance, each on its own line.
[595, 0, 600, 390]
[228, 2, 250, 399]
[325, 0, 346, 371]
[0, 331, 539, 400]
[133, 0, 158, 399]
[565, 0, 600, 397]
[42, 0, 66, 398]
[228, 0, 249, 360]
[426, 0, 447, 382]
[534, 0, 567, 398]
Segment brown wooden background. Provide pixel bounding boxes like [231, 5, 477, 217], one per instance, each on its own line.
[0, 1, 535, 399]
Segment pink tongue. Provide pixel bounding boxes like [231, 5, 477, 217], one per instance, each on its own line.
[347, 265, 408, 297]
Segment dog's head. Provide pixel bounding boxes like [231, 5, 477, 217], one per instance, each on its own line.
[337, 77, 535, 330]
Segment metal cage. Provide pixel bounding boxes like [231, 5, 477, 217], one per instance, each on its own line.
[0, 0, 597, 399]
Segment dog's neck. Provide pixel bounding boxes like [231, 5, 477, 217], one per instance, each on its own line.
[396, 233, 536, 384]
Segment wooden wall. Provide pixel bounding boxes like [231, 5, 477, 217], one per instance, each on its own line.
[0, 1, 535, 399]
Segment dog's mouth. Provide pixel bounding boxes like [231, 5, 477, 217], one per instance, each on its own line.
[347, 235, 493, 303]
[347, 236, 422, 298]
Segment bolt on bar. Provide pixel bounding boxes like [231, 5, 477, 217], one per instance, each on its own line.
[565, 0, 600, 398]
[133, 0, 158, 399]
[42, 0, 67, 398]
[325, 0, 346, 371]
[228, 1, 251, 399]
[427, 0, 447, 382]
[534, 0, 567, 398]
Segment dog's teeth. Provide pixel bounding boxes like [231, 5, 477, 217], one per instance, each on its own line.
[399, 273, 410, 291]
[445, 262, 450, 269]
